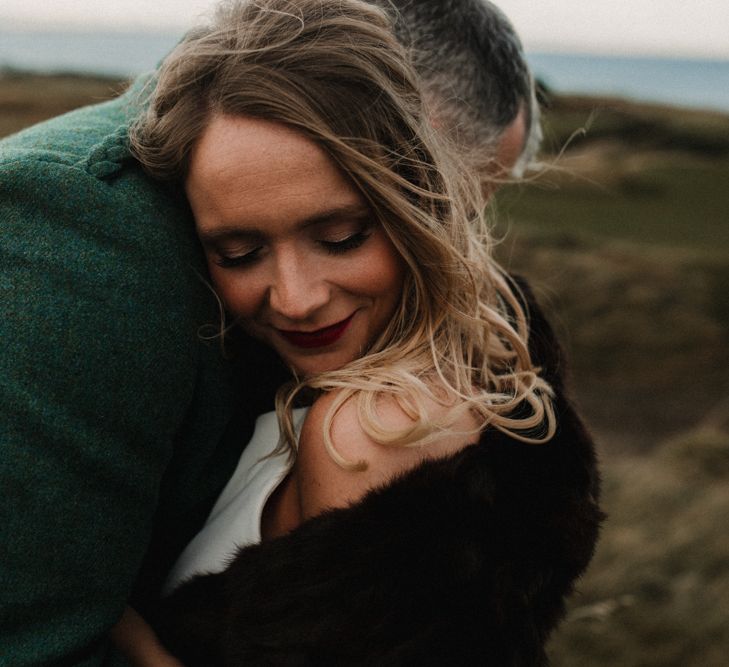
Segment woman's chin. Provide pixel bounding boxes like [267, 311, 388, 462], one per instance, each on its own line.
[280, 347, 357, 377]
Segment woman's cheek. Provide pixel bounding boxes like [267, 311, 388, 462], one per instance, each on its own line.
[209, 267, 263, 322]
[360, 237, 406, 298]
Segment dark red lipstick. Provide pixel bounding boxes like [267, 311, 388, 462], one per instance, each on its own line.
[277, 313, 355, 349]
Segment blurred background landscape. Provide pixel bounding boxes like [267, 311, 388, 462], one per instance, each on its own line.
[496, 92, 729, 665]
[2, 5, 728, 663]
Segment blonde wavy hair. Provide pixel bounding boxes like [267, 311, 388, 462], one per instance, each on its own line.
[130, 0, 555, 468]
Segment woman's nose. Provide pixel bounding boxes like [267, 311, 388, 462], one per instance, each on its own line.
[268, 253, 330, 322]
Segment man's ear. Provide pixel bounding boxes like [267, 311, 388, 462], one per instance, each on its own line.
[494, 106, 528, 176]
[479, 105, 529, 198]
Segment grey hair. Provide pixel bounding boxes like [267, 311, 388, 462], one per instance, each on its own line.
[375, 0, 542, 175]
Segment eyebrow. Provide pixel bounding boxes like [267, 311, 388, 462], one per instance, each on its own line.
[197, 203, 372, 244]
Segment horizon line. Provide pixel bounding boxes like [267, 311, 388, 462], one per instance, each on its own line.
[1, 19, 729, 63]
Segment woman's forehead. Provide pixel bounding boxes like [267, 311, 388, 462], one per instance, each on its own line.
[187, 114, 369, 234]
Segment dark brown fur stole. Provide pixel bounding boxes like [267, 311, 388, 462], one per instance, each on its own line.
[151, 278, 603, 666]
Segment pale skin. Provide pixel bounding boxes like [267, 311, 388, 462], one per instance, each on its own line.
[263, 389, 481, 538]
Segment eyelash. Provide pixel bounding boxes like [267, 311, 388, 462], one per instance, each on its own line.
[319, 229, 372, 255]
[215, 248, 262, 269]
[214, 229, 372, 268]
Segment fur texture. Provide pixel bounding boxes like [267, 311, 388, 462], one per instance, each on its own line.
[152, 280, 603, 666]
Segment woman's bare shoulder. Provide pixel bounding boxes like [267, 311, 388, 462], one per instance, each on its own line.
[295, 389, 479, 521]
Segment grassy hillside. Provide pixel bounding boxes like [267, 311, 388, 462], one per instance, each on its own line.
[3, 71, 728, 665]
[492, 94, 729, 665]
[549, 427, 729, 665]
[495, 95, 729, 451]
[0, 69, 125, 138]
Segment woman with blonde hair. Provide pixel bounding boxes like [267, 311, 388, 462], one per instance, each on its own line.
[113, 0, 602, 663]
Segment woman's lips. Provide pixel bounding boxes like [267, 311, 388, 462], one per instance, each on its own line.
[277, 313, 355, 349]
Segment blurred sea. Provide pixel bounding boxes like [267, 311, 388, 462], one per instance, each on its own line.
[529, 52, 729, 114]
[0, 30, 182, 79]
[1, 29, 729, 113]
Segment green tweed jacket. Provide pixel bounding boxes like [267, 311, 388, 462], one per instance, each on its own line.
[0, 82, 267, 665]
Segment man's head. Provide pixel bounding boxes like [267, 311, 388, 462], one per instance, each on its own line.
[379, 0, 541, 181]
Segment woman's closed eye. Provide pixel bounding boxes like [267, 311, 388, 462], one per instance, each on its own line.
[214, 244, 264, 268]
[318, 228, 373, 255]
[209, 220, 374, 268]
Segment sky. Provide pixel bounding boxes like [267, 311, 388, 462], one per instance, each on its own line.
[1, 0, 728, 60]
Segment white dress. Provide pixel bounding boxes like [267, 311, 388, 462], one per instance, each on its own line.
[164, 407, 309, 594]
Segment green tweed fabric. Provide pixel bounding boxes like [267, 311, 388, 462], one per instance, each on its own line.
[0, 84, 253, 665]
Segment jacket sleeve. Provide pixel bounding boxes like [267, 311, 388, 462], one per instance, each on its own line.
[0, 145, 205, 664]
[153, 282, 603, 667]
